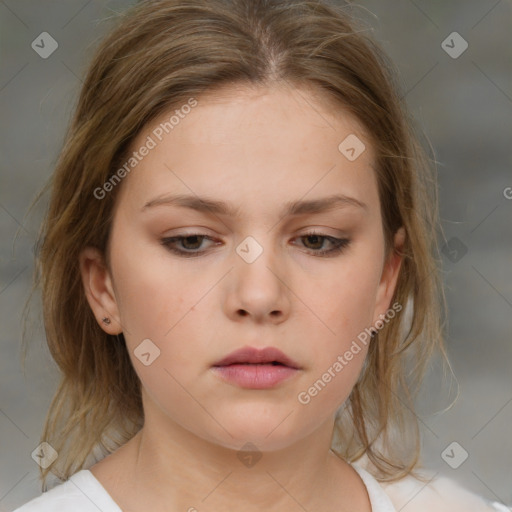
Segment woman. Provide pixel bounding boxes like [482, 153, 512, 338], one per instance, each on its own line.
[15, 1, 510, 510]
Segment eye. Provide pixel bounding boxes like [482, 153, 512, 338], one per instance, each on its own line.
[160, 231, 350, 258]
[160, 234, 218, 258]
[295, 231, 350, 256]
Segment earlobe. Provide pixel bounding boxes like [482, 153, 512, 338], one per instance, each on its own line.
[79, 247, 122, 334]
[373, 227, 406, 323]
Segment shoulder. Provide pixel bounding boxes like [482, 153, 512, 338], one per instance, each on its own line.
[12, 470, 122, 512]
[380, 470, 511, 512]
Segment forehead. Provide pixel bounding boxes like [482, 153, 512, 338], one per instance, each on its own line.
[114, 83, 378, 220]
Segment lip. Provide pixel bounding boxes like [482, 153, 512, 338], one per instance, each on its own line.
[212, 346, 301, 369]
[211, 346, 301, 389]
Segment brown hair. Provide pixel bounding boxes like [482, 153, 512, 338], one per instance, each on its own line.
[24, 0, 446, 490]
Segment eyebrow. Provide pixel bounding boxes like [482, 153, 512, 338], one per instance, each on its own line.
[141, 193, 367, 217]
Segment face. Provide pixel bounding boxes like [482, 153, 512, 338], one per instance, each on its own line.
[81, 83, 403, 452]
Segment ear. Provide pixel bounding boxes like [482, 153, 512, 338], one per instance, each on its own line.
[79, 246, 122, 334]
[372, 227, 406, 323]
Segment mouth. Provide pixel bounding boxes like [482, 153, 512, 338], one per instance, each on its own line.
[212, 346, 301, 369]
[211, 346, 301, 389]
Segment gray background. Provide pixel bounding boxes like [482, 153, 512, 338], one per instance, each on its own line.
[1, 0, 511, 510]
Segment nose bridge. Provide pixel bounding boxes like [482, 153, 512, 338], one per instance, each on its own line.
[229, 231, 289, 319]
[234, 232, 280, 286]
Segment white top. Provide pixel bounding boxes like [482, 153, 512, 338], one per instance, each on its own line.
[13, 465, 511, 512]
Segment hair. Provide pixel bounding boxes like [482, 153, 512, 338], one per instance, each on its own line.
[23, 0, 447, 491]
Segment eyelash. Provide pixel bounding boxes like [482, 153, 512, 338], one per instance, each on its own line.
[160, 231, 350, 258]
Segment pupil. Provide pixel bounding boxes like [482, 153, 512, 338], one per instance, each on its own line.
[183, 236, 201, 249]
[307, 235, 322, 248]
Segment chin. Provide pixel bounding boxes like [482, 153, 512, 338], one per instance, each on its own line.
[202, 410, 307, 452]
[213, 430, 302, 454]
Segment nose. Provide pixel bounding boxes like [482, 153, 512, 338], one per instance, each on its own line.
[224, 235, 291, 324]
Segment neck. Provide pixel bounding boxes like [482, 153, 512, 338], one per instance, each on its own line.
[93, 391, 371, 512]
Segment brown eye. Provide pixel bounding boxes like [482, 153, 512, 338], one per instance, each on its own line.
[161, 234, 218, 258]
[296, 232, 350, 257]
[302, 234, 325, 250]
[179, 235, 204, 250]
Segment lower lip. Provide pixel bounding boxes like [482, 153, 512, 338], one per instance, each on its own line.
[212, 364, 299, 389]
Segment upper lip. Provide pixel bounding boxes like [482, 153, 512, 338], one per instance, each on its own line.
[212, 346, 301, 369]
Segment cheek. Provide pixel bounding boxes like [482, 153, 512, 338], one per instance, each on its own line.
[294, 324, 370, 430]
[110, 241, 217, 385]
[317, 255, 383, 345]
[110, 230, 195, 338]
[291, 256, 381, 415]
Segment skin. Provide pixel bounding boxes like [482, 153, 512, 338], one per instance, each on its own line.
[80, 82, 405, 512]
